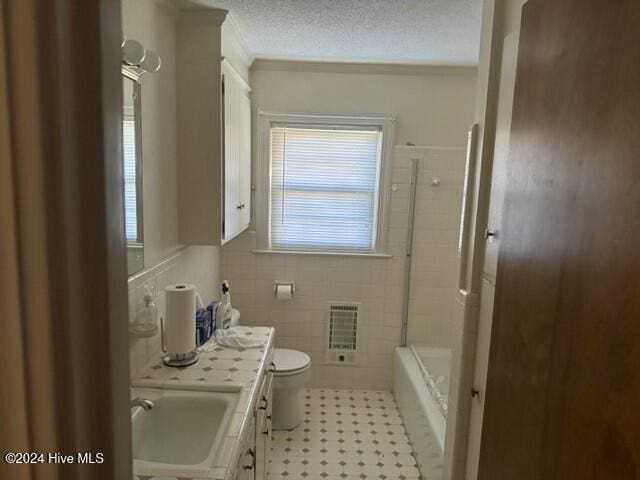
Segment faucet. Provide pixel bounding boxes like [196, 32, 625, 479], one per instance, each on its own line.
[131, 397, 154, 411]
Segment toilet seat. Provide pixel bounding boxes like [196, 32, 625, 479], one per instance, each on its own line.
[273, 348, 311, 377]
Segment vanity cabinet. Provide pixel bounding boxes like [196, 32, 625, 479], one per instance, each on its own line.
[222, 59, 251, 243]
[236, 416, 256, 480]
[255, 363, 274, 480]
[235, 349, 273, 480]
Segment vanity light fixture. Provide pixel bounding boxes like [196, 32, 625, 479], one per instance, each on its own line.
[121, 38, 162, 76]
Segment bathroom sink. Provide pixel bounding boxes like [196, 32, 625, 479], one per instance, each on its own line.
[131, 387, 239, 476]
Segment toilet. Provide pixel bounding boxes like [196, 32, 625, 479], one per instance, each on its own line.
[272, 348, 311, 430]
[228, 309, 311, 430]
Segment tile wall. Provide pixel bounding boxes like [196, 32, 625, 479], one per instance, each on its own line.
[406, 148, 466, 347]
[128, 246, 220, 379]
[221, 147, 465, 391]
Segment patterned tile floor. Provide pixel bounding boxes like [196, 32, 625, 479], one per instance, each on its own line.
[269, 389, 420, 480]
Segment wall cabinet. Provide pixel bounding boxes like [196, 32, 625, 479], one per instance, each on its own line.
[176, 8, 251, 246]
[222, 59, 251, 243]
[482, 31, 519, 284]
[465, 30, 521, 480]
[176, 9, 226, 245]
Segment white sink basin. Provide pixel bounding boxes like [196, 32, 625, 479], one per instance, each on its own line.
[131, 387, 239, 477]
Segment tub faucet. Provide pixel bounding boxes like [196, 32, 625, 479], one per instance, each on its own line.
[131, 397, 154, 411]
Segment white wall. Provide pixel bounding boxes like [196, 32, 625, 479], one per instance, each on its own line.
[123, 0, 221, 378]
[222, 62, 476, 390]
[250, 61, 476, 149]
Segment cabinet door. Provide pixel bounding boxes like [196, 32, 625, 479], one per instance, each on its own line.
[254, 392, 266, 480]
[483, 31, 519, 282]
[223, 72, 240, 241]
[238, 89, 251, 230]
[262, 370, 274, 477]
[254, 370, 273, 480]
[467, 30, 520, 480]
[236, 415, 256, 480]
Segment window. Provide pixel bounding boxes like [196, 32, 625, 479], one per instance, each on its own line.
[265, 114, 392, 253]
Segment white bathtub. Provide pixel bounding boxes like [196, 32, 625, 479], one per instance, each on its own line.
[410, 345, 451, 417]
[393, 347, 450, 480]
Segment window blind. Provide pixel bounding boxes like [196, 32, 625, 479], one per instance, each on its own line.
[122, 105, 138, 242]
[270, 125, 382, 252]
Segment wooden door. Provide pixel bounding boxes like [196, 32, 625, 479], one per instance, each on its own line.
[479, 1, 640, 479]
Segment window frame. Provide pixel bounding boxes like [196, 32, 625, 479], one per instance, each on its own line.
[256, 111, 395, 256]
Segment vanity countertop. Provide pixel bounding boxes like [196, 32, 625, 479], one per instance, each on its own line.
[131, 326, 275, 480]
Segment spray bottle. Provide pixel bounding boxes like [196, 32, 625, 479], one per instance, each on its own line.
[215, 280, 232, 331]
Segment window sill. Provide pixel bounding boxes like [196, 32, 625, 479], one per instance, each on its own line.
[251, 249, 393, 259]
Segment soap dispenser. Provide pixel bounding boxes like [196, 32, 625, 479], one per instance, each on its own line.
[131, 284, 158, 337]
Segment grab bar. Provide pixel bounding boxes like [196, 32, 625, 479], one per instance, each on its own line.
[457, 124, 479, 292]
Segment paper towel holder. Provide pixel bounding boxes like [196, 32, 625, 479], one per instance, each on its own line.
[160, 316, 200, 367]
[273, 281, 295, 297]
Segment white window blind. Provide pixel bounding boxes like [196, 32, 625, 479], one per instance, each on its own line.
[122, 104, 138, 242]
[270, 125, 383, 252]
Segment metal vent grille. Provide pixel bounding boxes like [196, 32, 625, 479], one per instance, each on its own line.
[328, 304, 358, 351]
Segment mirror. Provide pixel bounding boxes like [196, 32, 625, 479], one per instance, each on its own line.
[122, 70, 144, 275]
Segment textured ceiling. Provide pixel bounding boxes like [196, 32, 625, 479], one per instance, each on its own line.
[199, 0, 482, 66]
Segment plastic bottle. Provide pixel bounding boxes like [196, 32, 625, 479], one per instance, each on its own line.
[215, 280, 232, 330]
[131, 284, 158, 336]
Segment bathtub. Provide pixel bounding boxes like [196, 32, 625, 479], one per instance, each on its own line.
[410, 345, 451, 417]
[393, 346, 451, 480]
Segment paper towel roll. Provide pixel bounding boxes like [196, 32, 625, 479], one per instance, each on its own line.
[165, 283, 196, 354]
[275, 284, 293, 300]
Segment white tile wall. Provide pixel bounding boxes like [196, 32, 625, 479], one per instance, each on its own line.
[128, 246, 220, 379]
[406, 147, 466, 348]
[221, 146, 465, 391]
[221, 234, 396, 391]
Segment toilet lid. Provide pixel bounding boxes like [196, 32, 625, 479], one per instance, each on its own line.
[273, 348, 311, 373]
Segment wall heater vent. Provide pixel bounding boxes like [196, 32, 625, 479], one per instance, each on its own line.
[325, 302, 360, 365]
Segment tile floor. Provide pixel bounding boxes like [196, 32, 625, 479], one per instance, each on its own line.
[269, 389, 421, 480]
